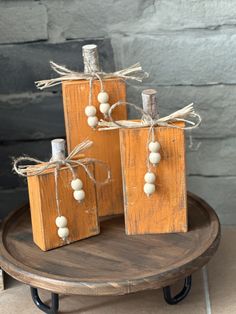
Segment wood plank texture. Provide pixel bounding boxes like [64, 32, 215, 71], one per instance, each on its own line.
[27, 162, 99, 251]
[0, 193, 220, 296]
[119, 123, 187, 235]
[62, 78, 126, 217]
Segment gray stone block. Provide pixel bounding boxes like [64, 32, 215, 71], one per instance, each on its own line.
[187, 138, 236, 176]
[188, 176, 236, 225]
[0, 38, 114, 93]
[0, 2, 48, 44]
[126, 84, 236, 139]
[1, 140, 52, 190]
[0, 93, 65, 141]
[111, 0, 236, 34]
[43, 0, 154, 41]
[0, 188, 28, 220]
[111, 30, 236, 85]
[44, 0, 236, 41]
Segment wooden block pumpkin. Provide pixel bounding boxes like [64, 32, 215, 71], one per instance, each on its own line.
[15, 139, 100, 251]
[62, 44, 127, 217]
[119, 89, 187, 235]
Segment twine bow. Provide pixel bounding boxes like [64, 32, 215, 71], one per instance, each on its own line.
[35, 61, 149, 90]
[13, 140, 111, 217]
[35, 61, 149, 125]
[99, 102, 201, 172]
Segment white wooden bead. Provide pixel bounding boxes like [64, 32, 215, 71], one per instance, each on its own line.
[55, 216, 68, 228]
[149, 141, 160, 152]
[85, 105, 97, 117]
[99, 103, 110, 115]
[149, 152, 161, 165]
[87, 116, 98, 128]
[143, 183, 155, 196]
[97, 91, 109, 103]
[58, 227, 69, 239]
[144, 172, 156, 183]
[71, 178, 83, 190]
[73, 190, 85, 202]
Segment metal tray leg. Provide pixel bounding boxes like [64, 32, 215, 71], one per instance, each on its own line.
[163, 275, 192, 305]
[30, 287, 59, 314]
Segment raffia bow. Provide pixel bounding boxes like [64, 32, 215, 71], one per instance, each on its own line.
[35, 61, 149, 90]
[99, 102, 201, 178]
[99, 102, 201, 131]
[13, 140, 111, 218]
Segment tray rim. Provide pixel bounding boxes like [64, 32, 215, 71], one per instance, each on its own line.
[0, 192, 221, 296]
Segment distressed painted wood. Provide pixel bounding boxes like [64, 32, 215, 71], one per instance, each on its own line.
[27, 161, 99, 251]
[0, 193, 220, 296]
[62, 78, 126, 217]
[119, 122, 187, 235]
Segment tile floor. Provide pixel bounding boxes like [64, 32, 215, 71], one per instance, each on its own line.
[0, 227, 234, 314]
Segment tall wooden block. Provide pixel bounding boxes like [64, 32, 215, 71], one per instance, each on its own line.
[27, 162, 99, 251]
[119, 123, 187, 235]
[62, 78, 126, 217]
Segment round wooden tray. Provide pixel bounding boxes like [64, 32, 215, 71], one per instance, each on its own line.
[0, 193, 220, 296]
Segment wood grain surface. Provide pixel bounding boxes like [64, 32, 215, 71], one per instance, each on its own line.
[119, 123, 187, 235]
[0, 193, 220, 296]
[27, 162, 99, 251]
[62, 78, 126, 217]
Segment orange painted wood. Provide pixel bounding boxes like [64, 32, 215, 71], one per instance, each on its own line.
[27, 162, 99, 251]
[62, 78, 126, 217]
[119, 122, 187, 235]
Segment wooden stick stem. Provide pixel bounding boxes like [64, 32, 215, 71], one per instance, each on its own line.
[82, 44, 100, 73]
[141, 89, 159, 119]
[51, 139, 66, 161]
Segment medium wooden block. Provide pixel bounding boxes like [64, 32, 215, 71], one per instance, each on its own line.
[62, 78, 127, 217]
[27, 162, 99, 251]
[119, 123, 187, 235]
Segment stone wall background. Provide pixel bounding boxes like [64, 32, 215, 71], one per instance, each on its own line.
[0, 0, 235, 224]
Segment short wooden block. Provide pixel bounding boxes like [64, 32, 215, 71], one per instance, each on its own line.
[27, 162, 99, 251]
[62, 78, 127, 217]
[119, 123, 187, 235]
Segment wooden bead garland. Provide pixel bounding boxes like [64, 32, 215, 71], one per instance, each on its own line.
[85, 106, 98, 128]
[148, 141, 161, 166]
[71, 178, 86, 203]
[55, 215, 69, 240]
[84, 89, 111, 128]
[98, 91, 111, 116]
[144, 141, 161, 196]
